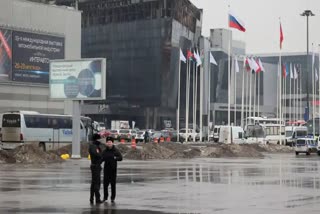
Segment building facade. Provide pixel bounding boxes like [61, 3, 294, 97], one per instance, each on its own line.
[0, 0, 81, 114]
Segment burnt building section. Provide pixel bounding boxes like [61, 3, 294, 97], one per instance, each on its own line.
[79, 0, 202, 129]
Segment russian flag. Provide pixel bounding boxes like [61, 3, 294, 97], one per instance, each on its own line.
[229, 11, 246, 32]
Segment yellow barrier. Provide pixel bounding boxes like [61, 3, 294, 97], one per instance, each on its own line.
[60, 154, 70, 160]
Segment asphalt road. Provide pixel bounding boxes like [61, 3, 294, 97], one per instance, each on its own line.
[0, 153, 320, 214]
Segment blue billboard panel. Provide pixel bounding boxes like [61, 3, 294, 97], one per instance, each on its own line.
[12, 31, 64, 83]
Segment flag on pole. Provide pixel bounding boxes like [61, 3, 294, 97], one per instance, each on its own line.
[195, 49, 202, 67]
[250, 57, 260, 73]
[210, 52, 218, 65]
[258, 58, 265, 72]
[229, 11, 246, 32]
[286, 63, 290, 77]
[290, 63, 294, 79]
[282, 64, 287, 77]
[255, 58, 262, 73]
[245, 57, 251, 71]
[280, 22, 284, 49]
[294, 64, 298, 79]
[235, 57, 240, 73]
[187, 50, 195, 62]
[180, 49, 186, 63]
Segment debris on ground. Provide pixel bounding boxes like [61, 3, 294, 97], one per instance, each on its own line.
[117, 143, 295, 160]
[0, 142, 296, 164]
[0, 144, 63, 164]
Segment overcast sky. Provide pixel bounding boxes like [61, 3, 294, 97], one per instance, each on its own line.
[191, 0, 320, 54]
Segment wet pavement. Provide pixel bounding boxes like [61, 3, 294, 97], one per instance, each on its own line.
[1, 154, 320, 214]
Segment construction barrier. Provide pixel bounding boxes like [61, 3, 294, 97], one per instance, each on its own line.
[153, 138, 158, 143]
[166, 137, 171, 142]
[120, 138, 125, 144]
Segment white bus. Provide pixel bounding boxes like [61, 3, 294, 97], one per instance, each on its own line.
[0, 111, 94, 151]
[245, 117, 285, 145]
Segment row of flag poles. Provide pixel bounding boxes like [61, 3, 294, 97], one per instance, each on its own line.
[176, 9, 312, 142]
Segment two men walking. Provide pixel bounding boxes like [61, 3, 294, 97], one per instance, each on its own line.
[89, 134, 122, 204]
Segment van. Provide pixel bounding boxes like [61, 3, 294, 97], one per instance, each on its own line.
[285, 126, 308, 146]
[218, 126, 245, 144]
[213, 126, 221, 142]
[295, 138, 318, 155]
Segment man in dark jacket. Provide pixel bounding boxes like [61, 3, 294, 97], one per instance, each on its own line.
[102, 138, 123, 203]
[88, 133, 104, 204]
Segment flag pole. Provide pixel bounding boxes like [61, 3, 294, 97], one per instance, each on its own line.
[200, 61, 204, 143]
[177, 50, 182, 142]
[193, 60, 196, 142]
[249, 68, 252, 119]
[279, 51, 282, 145]
[257, 72, 260, 117]
[241, 58, 245, 128]
[208, 54, 211, 141]
[234, 57, 237, 125]
[195, 63, 198, 141]
[284, 70, 287, 123]
[246, 67, 249, 126]
[300, 64, 303, 120]
[312, 46, 315, 137]
[185, 58, 190, 143]
[318, 46, 320, 133]
[289, 64, 292, 124]
[254, 71, 256, 117]
[228, 31, 232, 143]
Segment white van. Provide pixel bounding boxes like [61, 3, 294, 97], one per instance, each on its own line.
[213, 126, 221, 142]
[218, 126, 245, 144]
[285, 126, 308, 146]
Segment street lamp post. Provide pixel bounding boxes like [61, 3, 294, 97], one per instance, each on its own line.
[301, 10, 315, 121]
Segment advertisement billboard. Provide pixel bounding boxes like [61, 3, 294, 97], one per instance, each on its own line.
[0, 28, 12, 81]
[49, 58, 106, 100]
[12, 31, 64, 83]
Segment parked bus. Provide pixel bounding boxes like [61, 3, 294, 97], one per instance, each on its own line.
[0, 111, 94, 151]
[245, 117, 285, 145]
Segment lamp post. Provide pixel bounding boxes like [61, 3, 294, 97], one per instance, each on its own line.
[301, 10, 315, 121]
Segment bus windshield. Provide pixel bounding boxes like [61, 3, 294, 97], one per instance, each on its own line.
[2, 114, 21, 128]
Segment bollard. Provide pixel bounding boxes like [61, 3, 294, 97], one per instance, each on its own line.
[88, 154, 91, 160]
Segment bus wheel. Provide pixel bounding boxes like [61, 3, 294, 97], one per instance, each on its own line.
[39, 142, 46, 152]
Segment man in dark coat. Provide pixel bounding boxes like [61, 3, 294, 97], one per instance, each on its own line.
[88, 133, 104, 204]
[102, 138, 123, 203]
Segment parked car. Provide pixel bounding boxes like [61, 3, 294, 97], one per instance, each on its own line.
[135, 131, 145, 143]
[179, 128, 199, 142]
[119, 129, 137, 142]
[295, 138, 318, 155]
[213, 126, 221, 142]
[110, 129, 120, 141]
[98, 129, 111, 138]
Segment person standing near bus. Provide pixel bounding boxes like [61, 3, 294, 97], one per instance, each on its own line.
[102, 139, 123, 203]
[89, 133, 104, 204]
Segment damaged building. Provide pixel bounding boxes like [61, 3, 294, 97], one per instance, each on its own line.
[75, 0, 203, 129]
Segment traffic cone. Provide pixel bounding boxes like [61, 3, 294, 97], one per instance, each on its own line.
[160, 137, 164, 143]
[131, 138, 137, 149]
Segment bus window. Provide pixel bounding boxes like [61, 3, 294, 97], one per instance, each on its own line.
[2, 114, 20, 128]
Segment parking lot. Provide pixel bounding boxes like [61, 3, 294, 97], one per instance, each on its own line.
[0, 153, 320, 214]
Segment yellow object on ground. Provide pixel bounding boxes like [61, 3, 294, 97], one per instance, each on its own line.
[60, 154, 70, 160]
[88, 155, 91, 160]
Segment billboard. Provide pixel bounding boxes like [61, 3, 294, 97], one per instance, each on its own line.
[12, 31, 64, 83]
[0, 28, 12, 81]
[49, 59, 106, 100]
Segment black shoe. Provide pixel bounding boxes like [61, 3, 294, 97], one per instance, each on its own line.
[90, 199, 94, 204]
[111, 200, 115, 203]
[96, 199, 104, 204]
